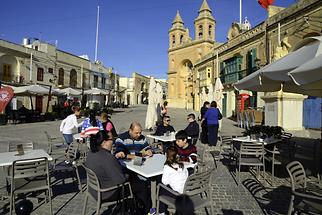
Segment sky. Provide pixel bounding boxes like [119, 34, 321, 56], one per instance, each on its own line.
[0, 0, 296, 79]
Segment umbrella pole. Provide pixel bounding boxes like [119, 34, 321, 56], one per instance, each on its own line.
[46, 86, 52, 113]
[29, 95, 34, 111]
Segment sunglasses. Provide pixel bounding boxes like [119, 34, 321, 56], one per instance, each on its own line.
[166, 120, 171, 122]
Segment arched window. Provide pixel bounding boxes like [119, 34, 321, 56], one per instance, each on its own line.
[70, 69, 77, 87]
[208, 25, 212, 37]
[198, 25, 203, 38]
[180, 35, 184, 44]
[172, 35, 175, 46]
[58, 68, 64, 85]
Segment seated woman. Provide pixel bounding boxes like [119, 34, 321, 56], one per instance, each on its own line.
[85, 131, 126, 201]
[159, 146, 189, 214]
[100, 112, 118, 138]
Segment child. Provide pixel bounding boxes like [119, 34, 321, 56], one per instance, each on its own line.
[175, 130, 197, 164]
[159, 146, 189, 215]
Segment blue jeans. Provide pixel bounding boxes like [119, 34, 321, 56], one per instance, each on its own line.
[63, 134, 73, 145]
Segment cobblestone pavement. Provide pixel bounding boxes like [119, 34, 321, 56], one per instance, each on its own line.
[0, 105, 320, 215]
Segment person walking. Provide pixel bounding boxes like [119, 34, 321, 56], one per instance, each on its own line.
[200, 101, 210, 144]
[202, 101, 222, 146]
[59, 106, 82, 145]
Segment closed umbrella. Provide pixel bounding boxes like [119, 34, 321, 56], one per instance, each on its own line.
[145, 77, 158, 130]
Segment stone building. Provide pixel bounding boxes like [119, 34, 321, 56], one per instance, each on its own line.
[169, 0, 322, 129]
[167, 0, 220, 109]
[0, 38, 113, 112]
[119, 73, 167, 106]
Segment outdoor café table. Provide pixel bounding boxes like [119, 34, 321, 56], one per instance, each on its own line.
[146, 133, 176, 142]
[0, 149, 53, 200]
[123, 154, 195, 208]
[0, 149, 53, 167]
[73, 133, 82, 141]
[232, 136, 280, 146]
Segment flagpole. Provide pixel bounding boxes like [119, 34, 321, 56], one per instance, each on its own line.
[95, 5, 100, 62]
[239, 0, 242, 24]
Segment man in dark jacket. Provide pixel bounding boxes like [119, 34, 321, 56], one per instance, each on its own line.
[154, 115, 175, 136]
[184, 113, 199, 141]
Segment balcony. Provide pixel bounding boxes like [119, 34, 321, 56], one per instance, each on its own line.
[220, 67, 258, 85]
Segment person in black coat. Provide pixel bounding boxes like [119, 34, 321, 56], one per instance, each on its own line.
[200, 101, 210, 144]
[184, 113, 199, 140]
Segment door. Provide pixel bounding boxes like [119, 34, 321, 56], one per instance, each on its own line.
[36, 96, 43, 112]
[222, 94, 227, 117]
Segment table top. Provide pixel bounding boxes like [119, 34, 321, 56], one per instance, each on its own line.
[0, 149, 53, 167]
[147, 133, 176, 142]
[124, 154, 196, 178]
[232, 136, 280, 146]
[73, 133, 82, 140]
[125, 154, 166, 178]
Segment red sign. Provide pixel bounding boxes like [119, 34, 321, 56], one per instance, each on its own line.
[258, 0, 274, 10]
[0, 86, 14, 112]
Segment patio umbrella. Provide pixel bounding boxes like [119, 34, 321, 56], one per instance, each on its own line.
[14, 84, 50, 96]
[214, 78, 224, 130]
[289, 53, 322, 97]
[84, 88, 109, 95]
[235, 36, 322, 96]
[59, 87, 82, 96]
[145, 77, 158, 130]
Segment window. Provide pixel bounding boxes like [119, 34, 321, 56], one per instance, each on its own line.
[198, 25, 203, 38]
[94, 75, 98, 88]
[208, 25, 212, 37]
[37, 67, 44, 81]
[101, 77, 106, 89]
[70, 69, 77, 87]
[48, 68, 53, 73]
[82, 73, 86, 88]
[172, 35, 175, 45]
[208, 73, 210, 78]
[2, 64, 11, 82]
[58, 68, 64, 85]
[180, 35, 183, 44]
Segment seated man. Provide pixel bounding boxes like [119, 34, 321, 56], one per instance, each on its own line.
[184, 113, 199, 141]
[114, 121, 153, 159]
[154, 115, 175, 136]
[175, 130, 197, 164]
[114, 122, 153, 213]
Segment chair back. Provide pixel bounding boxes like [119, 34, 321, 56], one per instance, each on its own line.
[240, 142, 264, 158]
[11, 157, 49, 179]
[220, 135, 233, 146]
[66, 143, 79, 162]
[82, 164, 101, 192]
[286, 161, 306, 191]
[9, 142, 34, 152]
[183, 167, 214, 196]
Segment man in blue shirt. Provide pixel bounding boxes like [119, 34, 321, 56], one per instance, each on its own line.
[115, 121, 152, 159]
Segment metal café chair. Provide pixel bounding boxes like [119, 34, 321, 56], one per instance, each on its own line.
[236, 142, 265, 184]
[82, 164, 134, 215]
[8, 142, 34, 153]
[157, 167, 215, 215]
[7, 157, 52, 215]
[286, 161, 322, 215]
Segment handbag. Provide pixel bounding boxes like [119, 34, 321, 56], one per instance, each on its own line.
[218, 109, 223, 120]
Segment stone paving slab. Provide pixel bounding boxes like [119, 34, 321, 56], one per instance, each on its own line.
[0, 105, 320, 214]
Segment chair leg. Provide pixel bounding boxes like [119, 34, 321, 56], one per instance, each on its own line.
[9, 193, 14, 215]
[96, 199, 101, 215]
[238, 164, 241, 184]
[82, 193, 88, 215]
[48, 188, 53, 215]
[288, 195, 294, 215]
[156, 198, 160, 214]
[75, 166, 82, 193]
